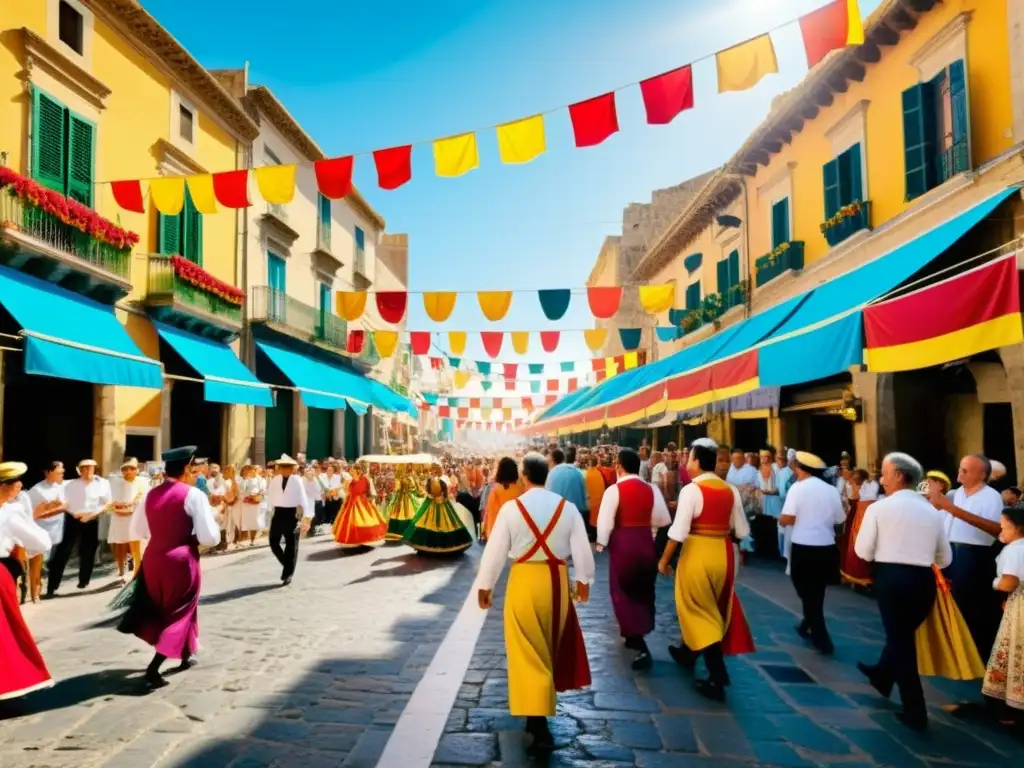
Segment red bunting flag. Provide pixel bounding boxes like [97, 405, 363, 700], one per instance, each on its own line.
[457, 407, 469, 419]
[596, 370, 607, 383]
[587, 286, 623, 319]
[493, 399, 503, 408]
[591, 358, 605, 373]
[546, 379, 559, 393]
[544, 395, 557, 406]
[376, 291, 408, 324]
[522, 397, 534, 412]
[481, 331, 503, 358]
[212, 170, 250, 208]
[568, 92, 619, 148]
[346, 330, 365, 354]
[799, 0, 864, 68]
[505, 380, 515, 392]
[438, 406, 451, 418]
[568, 378, 578, 393]
[315, 156, 354, 199]
[430, 357, 444, 370]
[410, 331, 431, 356]
[374, 146, 413, 190]
[503, 363, 517, 380]
[540, 331, 560, 353]
[111, 180, 145, 213]
[640, 65, 695, 125]
[470, 398, 481, 408]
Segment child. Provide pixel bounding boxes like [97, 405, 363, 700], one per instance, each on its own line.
[981, 506, 1024, 714]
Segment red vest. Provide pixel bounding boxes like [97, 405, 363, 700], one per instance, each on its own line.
[615, 477, 654, 528]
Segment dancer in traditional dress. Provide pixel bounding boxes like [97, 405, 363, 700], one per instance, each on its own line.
[658, 438, 755, 701]
[385, 466, 424, 541]
[596, 448, 671, 670]
[841, 468, 878, 586]
[982, 505, 1024, 714]
[0, 462, 54, 700]
[333, 463, 388, 547]
[118, 446, 221, 689]
[476, 452, 593, 749]
[239, 464, 265, 546]
[483, 457, 524, 541]
[109, 458, 149, 583]
[403, 477, 474, 554]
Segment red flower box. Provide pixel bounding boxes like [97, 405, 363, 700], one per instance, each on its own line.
[169, 255, 244, 306]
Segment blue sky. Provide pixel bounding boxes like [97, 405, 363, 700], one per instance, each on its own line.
[144, 0, 881, 392]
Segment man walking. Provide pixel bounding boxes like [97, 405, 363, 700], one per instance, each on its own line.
[266, 455, 313, 586]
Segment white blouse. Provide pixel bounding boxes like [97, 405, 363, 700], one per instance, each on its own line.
[129, 483, 221, 546]
[595, 475, 672, 548]
[0, 499, 51, 558]
[782, 476, 846, 546]
[64, 477, 113, 517]
[668, 473, 750, 544]
[995, 538, 1024, 584]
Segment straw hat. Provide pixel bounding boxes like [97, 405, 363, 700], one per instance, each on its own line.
[275, 454, 298, 466]
[0, 462, 28, 482]
[926, 470, 952, 491]
[795, 451, 826, 470]
[120, 457, 139, 470]
[77, 458, 97, 469]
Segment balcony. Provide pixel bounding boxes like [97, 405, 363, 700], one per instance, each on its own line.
[935, 140, 970, 186]
[755, 241, 805, 288]
[821, 200, 871, 247]
[0, 168, 134, 303]
[142, 254, 243, 341]
[257, 203, 300, 248]
[250, 285, 360, 355]
[353, 246, 368, 279]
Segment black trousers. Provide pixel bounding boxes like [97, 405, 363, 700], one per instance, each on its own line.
[269, 507, 300, 581]
[948, 543, 1003, 663]
[675, 641, 728, 685]
[871, 563, 936, 721]
[790, 543, 840, 649]
[323, 498, 342, 527]
[47, 514, 99, 594]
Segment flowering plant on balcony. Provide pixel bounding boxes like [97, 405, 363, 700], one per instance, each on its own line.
[760, 241, 790, 268]
[169, 255, 244, 306]
[0, 166, 139, 250]
[820, 200, 863, 235]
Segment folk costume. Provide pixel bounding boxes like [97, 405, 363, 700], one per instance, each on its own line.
[403, 478, 474, 554]
[385, 469, 425, 541]
[596, 473, 671, 668]
[483, 481, 523, 540]
[266, 456, 314, 584]
[109, 459, 149, 579]
[983, 537, 1024, 710]
[0, 462, 54, 700]
[476, 486, 594, 744]
[332, 466, 387, 547]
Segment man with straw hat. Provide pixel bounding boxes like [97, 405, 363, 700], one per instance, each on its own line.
[266, 454, 313, 587]
[47, 459, 113, 597]
[109, 458, 149, 584]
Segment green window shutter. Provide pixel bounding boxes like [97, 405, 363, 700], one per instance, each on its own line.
[838, 143, 863, 205]
[158, 212, 181, 255]
[685, 282, 701, 310]
[716, 259, 729, 294]
[902, 83, 931, 200]
[949, 59, 969, 171]
[31, 89, 67, 193]
[823, 159, 840, 219]
[182, 190, 203, 265]
[355, 226, 365, 251]
[727, 249, 740, 287]
[771, 198, 790, 247]
[66, 113, 95, 206]
[318, 194, 331, 249]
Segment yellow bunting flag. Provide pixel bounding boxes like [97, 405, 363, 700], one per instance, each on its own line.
[624, 351, 639, 370]
[477, 291, 513, 322]
[605, 357, 619, 379]
[374, 331, 399, 358]
[511, 331, 530, 355]
[502, 407, 512, 421]
[481, 408, 493, 420]
[496, 115, 546, 165]
[186, 174, 218, 214]
[454, 370, 472, 389]
[336, 292, 368, 321]
[584, 328, 608, 352]
[638, 284, 675, 314]
[716, 34, 778, 93]
[423, 292, 457, 322]
[448, 331, 468, 356]
[255, 164, 297, 205]
[433, 133, 479, 178]
[150, 176, 185, 215]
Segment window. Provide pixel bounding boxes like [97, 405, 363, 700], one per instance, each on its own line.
[158, 187, 203, 263]
[771, 197, 790, 248]
[178, 103, 194, 143]
[716, 250, 741, 294]
[31, 88, 94, 206]
[823, 143, 863, 219]
[903, 59, 969, 200]
[318, 194, 332, 250]
[685, 281, 701, 311]
[354, 226, 365, 251]
[267, 253, 286, 323]
[58, 0, 84, 55]
[318, 282, 331, 312]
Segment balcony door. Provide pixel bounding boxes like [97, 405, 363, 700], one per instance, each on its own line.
[268, 252, 286, 323]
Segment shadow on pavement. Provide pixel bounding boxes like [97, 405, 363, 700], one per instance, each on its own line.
[0, 669, 146, 720]
[198, 582, 280, 607]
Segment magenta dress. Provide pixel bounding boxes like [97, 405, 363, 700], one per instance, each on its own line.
[119, 481, 202, 660]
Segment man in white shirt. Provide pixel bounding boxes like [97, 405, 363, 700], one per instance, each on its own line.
[780, 452, 846, 654]
[855, 452, 951, 732]
[266, 454, 313, 586]
[49, 459, 112, 595]
[927, 453, 1005, 661]
[476, 452, 594, 750]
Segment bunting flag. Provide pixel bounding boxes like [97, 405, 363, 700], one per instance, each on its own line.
[438, 406, 451, 418]
[560, 362, 574, 373]
[584, 328, 608, 352]
[624, 351, 640, 370]
[470, 398, 481, 408]
[538, 289, 571, 320]
[336, 292, 368, 321]
[111, 179, 146, 213]
[376, 291, 408, 324]
[530, 381, 541, 394]
[511, 331, 530, 355]
[314, 156, 354, 199]
[430, 357, 444, 370]
[503, 407, 513, 420]
[638, 284, 675, 314]
[656, 326, 681, 343]
[640, 65, 695, 125]
[481, 382, 493, 392]
[540, 331, 560, 353]
[546, 379, 558, 393]
[529, 363, 544, 375]
[374, 331, 400, 358]
[212, 170, 250, 208]
[477, 291, 513, 321]
[863, 256, 1023, 373]
[504, 363, 518, 380]
[800, 0, 864, 68]
[409, 331, 431, 356]
[457, 406, 470, 418]
[716, 34, 779, 93]
[667, 350, 759, 411]
[619, 328, 643, 351]
[567, 378, 578, 393]
[254, 164, 297, 205]
[522, 397, 534, 412]
[506, 379, 516, 392]
[454, 371, 472, 389]
[150, 177, 185, 215]
[346, 330, 365, 354]
[477, 361, 492, 375]
[588, 287, 623, 319]
[481, 331, 504, 358]
[434, 133, 480, 178]
[497, 115, 547, 164]
[423, 292, 457, 322]
[186, 174, 218, 214]
[569, 92, 619, 148]
[374, 146, 413, 190]
[448, 331, 468, 356]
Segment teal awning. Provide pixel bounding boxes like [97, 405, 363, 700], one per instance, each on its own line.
[0, 264, 162, 389]
[256, 340, 371, 412]
[156, 323, 272, 407]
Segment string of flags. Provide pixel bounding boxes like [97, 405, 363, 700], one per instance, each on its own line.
[446, 419, 527, 433]
[440, 351, 649, 383]
[104, 0, 863, 211]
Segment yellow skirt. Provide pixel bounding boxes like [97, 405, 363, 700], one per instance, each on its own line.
[505, 562, 570, 717]
[916, 578, 986, 680]
[676, 535, 731, 652]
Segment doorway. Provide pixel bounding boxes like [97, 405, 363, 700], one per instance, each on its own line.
[733, 418, 768, 453]
[984, 402, 1017, 487]
[170, 379, 223, 462]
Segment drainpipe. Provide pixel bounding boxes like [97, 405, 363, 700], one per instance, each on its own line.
[726, 172, 753, 317]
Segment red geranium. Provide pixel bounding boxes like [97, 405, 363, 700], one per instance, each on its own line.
[170, 255, 244, 306]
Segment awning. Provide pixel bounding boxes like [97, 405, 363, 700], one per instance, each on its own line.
[155, 323, 272, 407]
[366, 379, 418, 416]
[0, 264, 162, 389]
[256, 340, 371, 413]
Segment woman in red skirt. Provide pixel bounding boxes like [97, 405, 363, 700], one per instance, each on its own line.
[0, 461, 54, 700]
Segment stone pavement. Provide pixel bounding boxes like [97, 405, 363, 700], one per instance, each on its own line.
[433, 557, 1023, 768]
[0, 534, 478, 768]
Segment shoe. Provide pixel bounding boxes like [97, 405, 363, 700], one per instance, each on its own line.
[77, 583, 88, 590]
[896, 711, 928, 732]
[144, 670, 168, 690]
[281, 576, 292, 587]
[857, 662, 893, 699]
[624, 637, 640, 651]
[42, 592, 57, 601]
[176, 657, 196, 672]
[525, 716, 554, 750]
[631, 651, 653, 670]
[668, 645, 696, 670]
[693, 679, 726, 702]
[814, 637, 835, 656]
[796, 621, 811, 640]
